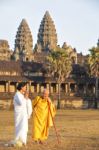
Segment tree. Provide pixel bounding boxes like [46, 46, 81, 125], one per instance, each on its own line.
[46, 48, 72, 109]
[89, 47, 99, 68]
[88, 45, 99, 108]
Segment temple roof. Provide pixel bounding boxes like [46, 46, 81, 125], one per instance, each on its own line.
[20, 19, 28, 26]
[0, 40, 10, 50]
[62, 42, 68, 49]
[0, 60, 44, 72]
[0, 61, 96, 84]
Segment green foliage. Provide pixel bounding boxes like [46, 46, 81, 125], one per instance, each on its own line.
[88, 45, 99, 77]
[89, 47, 99, 64]
[46, 48, 72, 83]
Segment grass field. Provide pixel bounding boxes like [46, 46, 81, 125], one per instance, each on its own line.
[0, 109, 99, 150]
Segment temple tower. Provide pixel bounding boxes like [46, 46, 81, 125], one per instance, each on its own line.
[14, 19, 33, 61]
[0, 40, 11, 60]
[37, 11, 57, 51]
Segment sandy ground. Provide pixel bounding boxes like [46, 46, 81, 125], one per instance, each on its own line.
[0, 109, 99, 150]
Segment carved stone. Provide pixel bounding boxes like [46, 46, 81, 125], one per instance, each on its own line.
[0, 40, 11, 60]
[14, 19, 33, 61]
[37, 11, 57, 51]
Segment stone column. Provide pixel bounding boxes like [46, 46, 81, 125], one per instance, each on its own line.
[93, 86, 95, 94]
[46, 84, 50, 91]
[65, 84, 68, 93]
[8, 81, 10, 92]
[50, 84, 53, 93]
[26, 83, 30, 92]
[31, 83, 34, 93]
[6, 82, 9, 92]
[73, 84, 77, 96]
[37, 84, 40, 93]
[75, 84, 78, 92]
[56, 84, 58, 93]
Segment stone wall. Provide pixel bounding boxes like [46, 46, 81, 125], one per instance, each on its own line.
[53, 98, 83, 109]
[0, 98, 98, 110]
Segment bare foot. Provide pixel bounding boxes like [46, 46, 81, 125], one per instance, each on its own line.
[39, 140, 46, 145]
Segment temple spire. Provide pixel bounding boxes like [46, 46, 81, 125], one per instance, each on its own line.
[14, 19, 33, 61]
[37, 11, 57, 51]
[15, 19, 33, 53]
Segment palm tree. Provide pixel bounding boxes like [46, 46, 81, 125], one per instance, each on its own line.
[46, 48, 72, 109]
[88, 45, 99, 108]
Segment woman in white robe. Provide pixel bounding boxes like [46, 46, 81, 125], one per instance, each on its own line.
[13, 83, 28, 145]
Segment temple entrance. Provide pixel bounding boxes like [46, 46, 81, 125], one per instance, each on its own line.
[70, 83, 75, 93]
[61, 84, 65, 92]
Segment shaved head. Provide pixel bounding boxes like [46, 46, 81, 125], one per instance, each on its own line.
[43, 89, 49, 94]
[43, 89, 49, 99]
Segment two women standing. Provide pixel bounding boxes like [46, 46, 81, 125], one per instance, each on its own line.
[13, 82, 56, 147]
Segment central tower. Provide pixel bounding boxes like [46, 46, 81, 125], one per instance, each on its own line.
[37, 11, 57, 51]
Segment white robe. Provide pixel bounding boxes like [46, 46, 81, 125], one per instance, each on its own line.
[26, 98, 32, 119]
[13, 91, 28, 145]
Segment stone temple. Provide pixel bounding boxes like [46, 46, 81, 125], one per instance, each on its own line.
[0, 11, 98, 109]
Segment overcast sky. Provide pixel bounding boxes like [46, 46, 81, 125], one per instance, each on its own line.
[0, 0, 99, 54]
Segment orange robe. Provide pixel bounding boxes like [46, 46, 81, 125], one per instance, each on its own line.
[32, 96, 56, 141]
